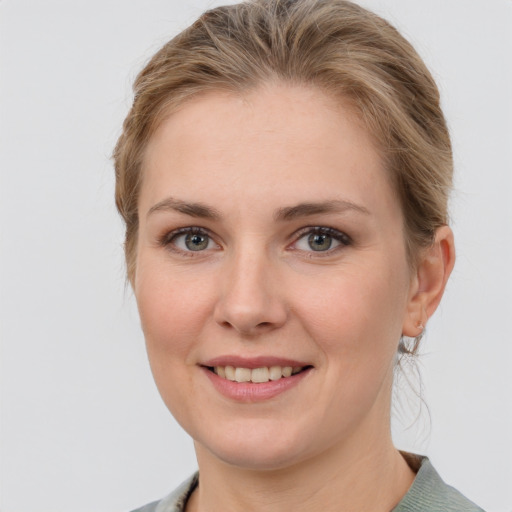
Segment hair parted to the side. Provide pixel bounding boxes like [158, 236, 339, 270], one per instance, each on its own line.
[114, 0, 453, 294]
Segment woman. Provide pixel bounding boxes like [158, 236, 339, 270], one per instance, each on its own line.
[114, 0, 483, 510]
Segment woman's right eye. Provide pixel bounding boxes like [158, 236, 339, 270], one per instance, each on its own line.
[163, 228, 219, 254]
[172, 231, 215, 252]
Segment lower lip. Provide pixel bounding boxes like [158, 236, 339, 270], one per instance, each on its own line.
[202, 367, 312, 402]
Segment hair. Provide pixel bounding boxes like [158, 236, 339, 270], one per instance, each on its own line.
[114, 0, 453, 293]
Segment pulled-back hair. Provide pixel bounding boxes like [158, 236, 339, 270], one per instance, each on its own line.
[114, 0, 452, 284]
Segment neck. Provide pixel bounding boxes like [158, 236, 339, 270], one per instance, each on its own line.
[187, 428, 415, 512]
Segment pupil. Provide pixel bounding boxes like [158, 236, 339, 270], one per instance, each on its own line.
[185, 233, 208, 251]
[308, 233, 332, 251]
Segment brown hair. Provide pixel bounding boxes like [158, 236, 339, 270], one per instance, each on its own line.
[114, 0, 453, 283]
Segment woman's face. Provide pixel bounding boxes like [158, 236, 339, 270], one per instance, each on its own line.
[135, 84, 415, 470]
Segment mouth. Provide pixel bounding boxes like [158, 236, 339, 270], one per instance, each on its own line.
[201, 358, 313, 401]
[206, 365, 311, 383]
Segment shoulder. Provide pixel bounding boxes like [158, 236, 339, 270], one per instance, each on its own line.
[130, 474, 198, 512]
[393, 456, 485, 512]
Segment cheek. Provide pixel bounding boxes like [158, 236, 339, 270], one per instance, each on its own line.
[294, 259, 409, 360]
[135, 257, 213, 362]
[134, 260, 212, 421]
[296, 262, 409, 422]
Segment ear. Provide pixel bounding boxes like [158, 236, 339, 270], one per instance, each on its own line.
[402, 226, 456, 337]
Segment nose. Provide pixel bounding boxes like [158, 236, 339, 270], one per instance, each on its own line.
[213, 247, 288, 336]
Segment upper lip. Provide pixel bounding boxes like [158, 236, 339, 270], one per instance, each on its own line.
[201, 355, 312, 369]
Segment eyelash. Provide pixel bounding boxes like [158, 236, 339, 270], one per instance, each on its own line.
[158, 227, 217, 256]
[158, 226, 352, 256]
[290, 226, 352, 255]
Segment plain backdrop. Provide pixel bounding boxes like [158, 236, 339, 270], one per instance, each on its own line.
[1, 1, 511, 511]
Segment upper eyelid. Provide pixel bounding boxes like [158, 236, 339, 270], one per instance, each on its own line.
[291, 226, 351, 243]
[163, 226, 211, 239]
[160, 226, 218, 247]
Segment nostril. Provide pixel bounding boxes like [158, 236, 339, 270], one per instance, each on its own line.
[213, 287, 288, 334]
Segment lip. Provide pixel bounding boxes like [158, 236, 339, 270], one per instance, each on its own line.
[202, 355, 311, 369]
[200, 357, 313, 402]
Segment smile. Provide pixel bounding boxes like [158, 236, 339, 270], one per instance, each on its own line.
[210, 365, 305, 383]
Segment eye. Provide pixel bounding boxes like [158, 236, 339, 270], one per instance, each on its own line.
[163, 227, 219, 253]
[293, 227, 351, 253]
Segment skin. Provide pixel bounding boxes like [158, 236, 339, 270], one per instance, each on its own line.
[134, 83, 455, 512]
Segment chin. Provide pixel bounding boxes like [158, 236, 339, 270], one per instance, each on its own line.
[207, 444, 306, 471]
[194, 422, 313, 471]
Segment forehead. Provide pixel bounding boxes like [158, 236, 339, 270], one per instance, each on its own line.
[140, 83, 398, 218]
[147, 83, 369, 162]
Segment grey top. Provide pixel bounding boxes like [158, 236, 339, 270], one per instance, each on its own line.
[131, 457, 484, 512]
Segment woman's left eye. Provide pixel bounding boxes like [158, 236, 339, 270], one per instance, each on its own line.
[293, 227, 351, 253]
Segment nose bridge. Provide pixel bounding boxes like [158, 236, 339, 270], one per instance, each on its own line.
[214, 238, 286, 334]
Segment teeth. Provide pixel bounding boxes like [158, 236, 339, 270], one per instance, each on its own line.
[269, 366, 282, 381]
[213, 365, 304, 383]
[234, 367, 251, 382]
[282, 366, 292, 377]
[251, 367, 270, 383]
[225, 366, 235, 381]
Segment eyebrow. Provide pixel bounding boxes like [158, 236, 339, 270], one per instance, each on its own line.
[147, 197, 370, 221]
[147, 197, 221, 220]
[274, 200, 370, 221]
